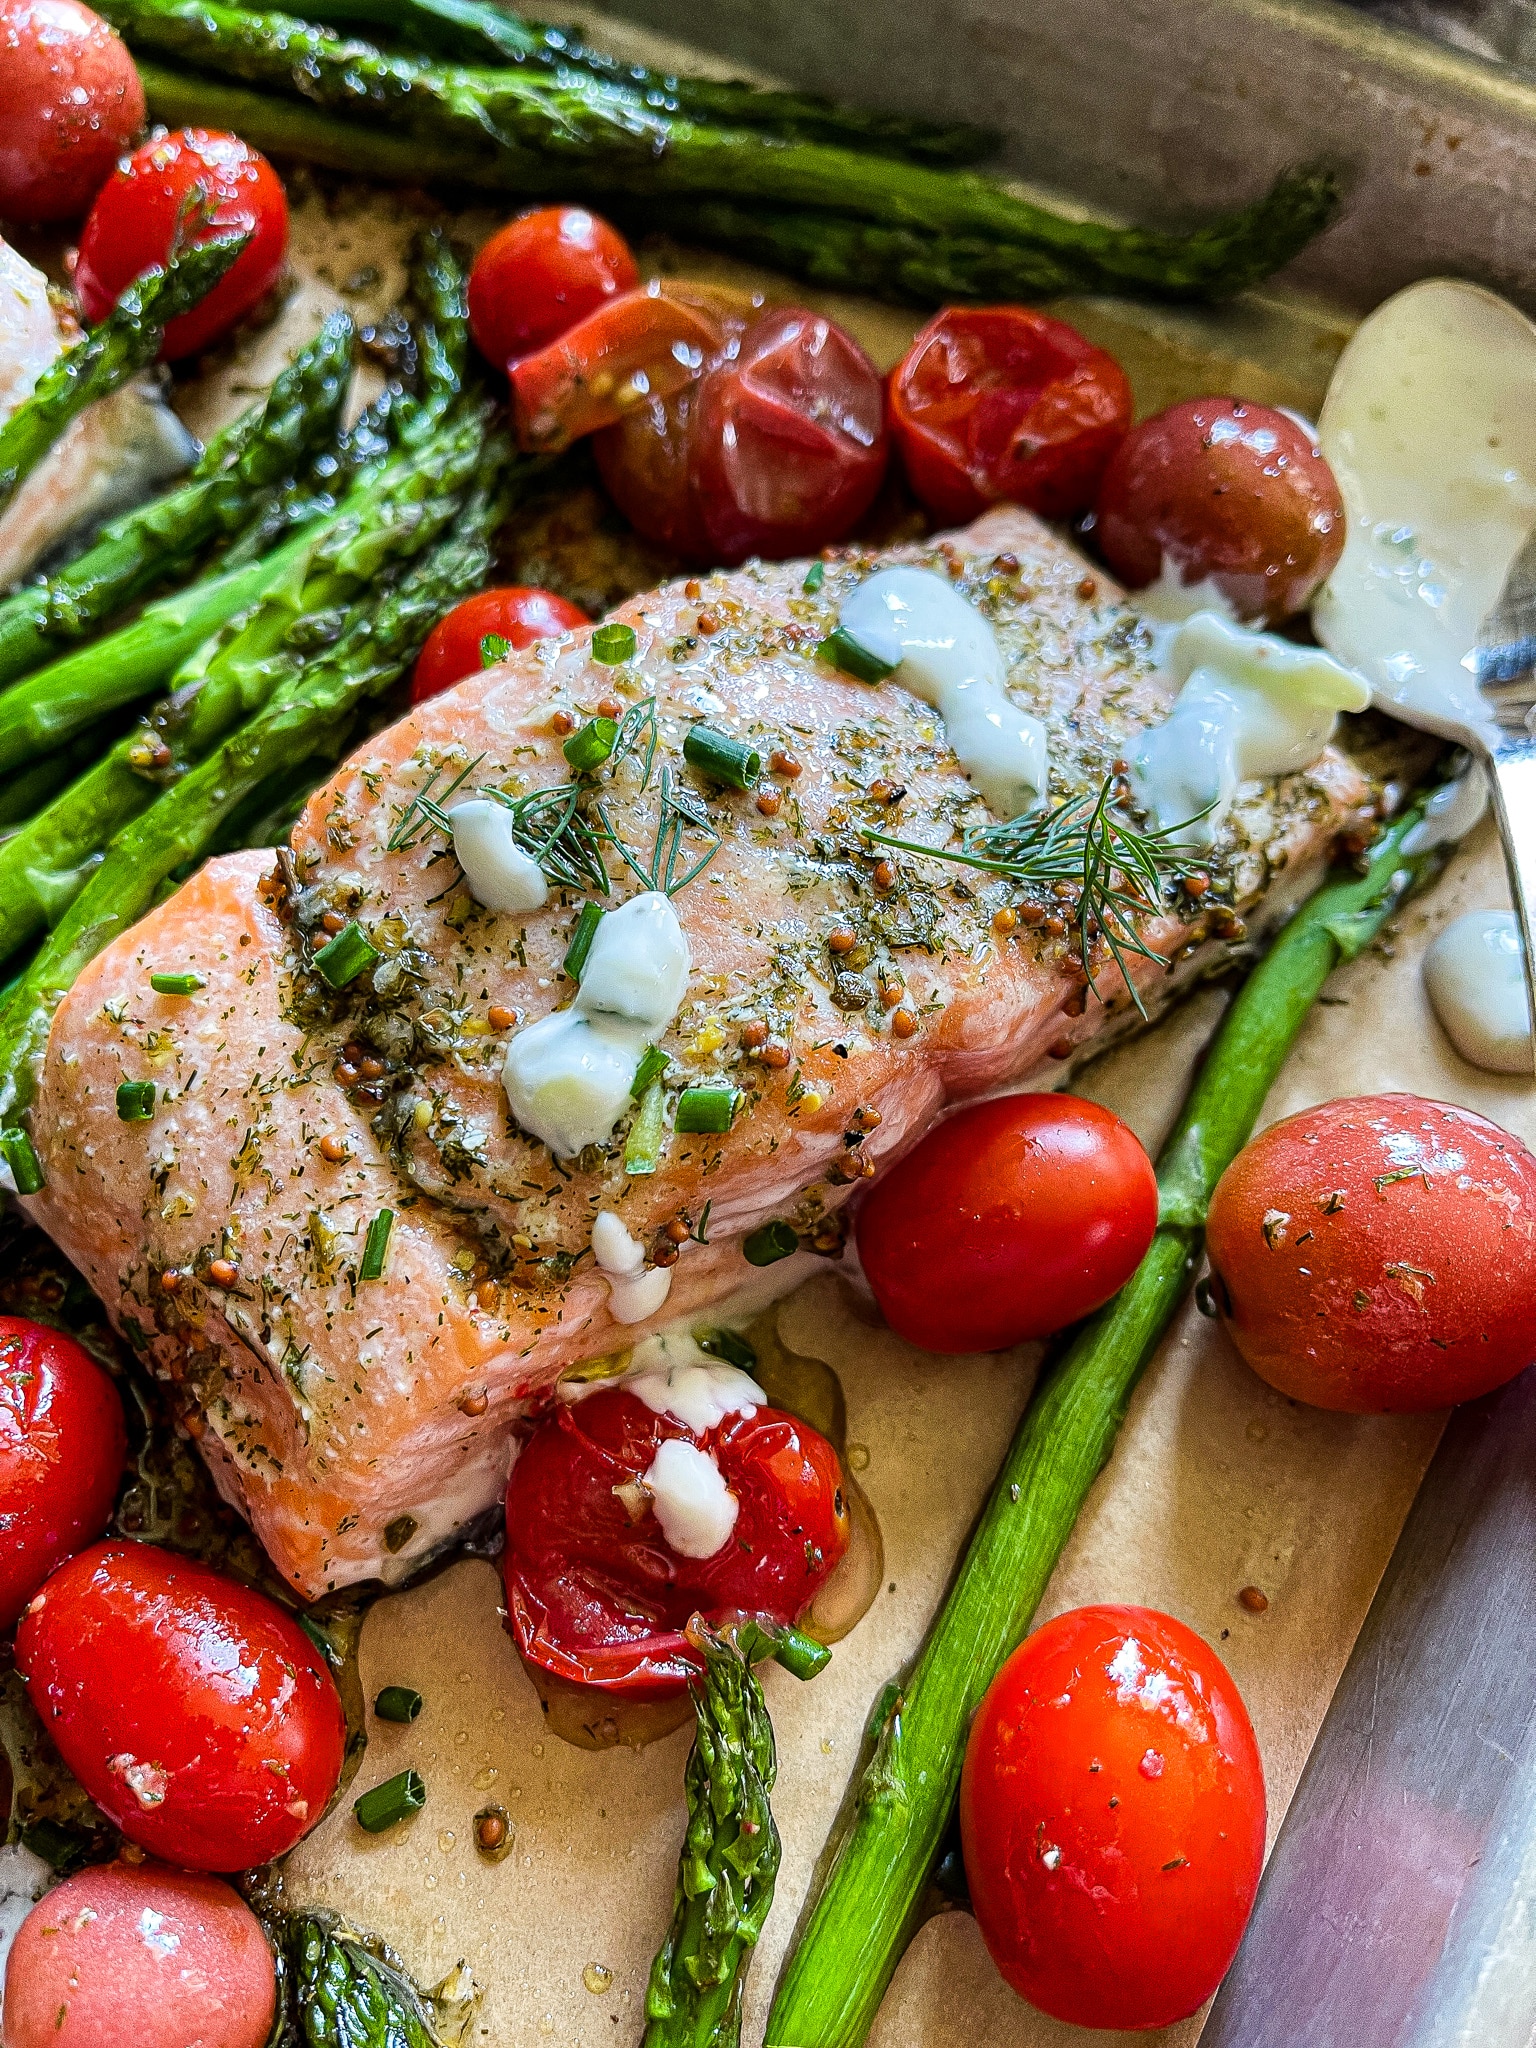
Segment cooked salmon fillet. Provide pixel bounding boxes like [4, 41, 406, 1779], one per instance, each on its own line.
[23, 506, 1372, 1595]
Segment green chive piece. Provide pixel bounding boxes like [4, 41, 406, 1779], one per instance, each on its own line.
[563, 715, 618, 773]
[683, 724, 761, 791]
[374, 1685, 424, 1724]
[116, 1080, 156, 1123]
[803, 561, 825, 593]
[480, 632, 511, 666]
[564, 901, 603, 981]
[359, 1208, 394, 1282]
[743, 1220, 799, 1266]
[675, 1085, 739, 1135]
[592, 622, 637, 666]
[0, 1126, 43, 1195]
[773, 1625, 832, 1681]
[150, 971, 205, 996]
[624, 1078, 666, 1177]
[353, 1768, 426, 1833]
[696, 1325, 757, 1370]
[817, 627, 898, 684]
[313, 920, 380, 989]
[631, 1044, 668, 1098]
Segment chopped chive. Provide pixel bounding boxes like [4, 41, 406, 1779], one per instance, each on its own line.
[675, 1085, 739, 1135]
[353, 1768, 426, 1833]
[150, 971, 205, 996]
[631, 1044, 668, 1098]
[115, 1080, 156, 1123]
[817, 627, 898, 684]
[564, 901, 603, 981]
[563, 715, 618, 773]
[625, 1079, 666, 1176]
[803, 561, 825, 593]
[480, 632, 511, 666]
[683, 724, 761, 790]
[743, 1219, 799, 1266]
[0, 1126, 43, 1195]
[374, 1685, 424, 1724]
[695, 1325, 756, 1370]
[773, 1624, 832, 1681]
[313, 920, 380, 988]
[296, 1613, 337, 1665]
[359, 1208, 394, 1282]
[592, 622, 637, 666]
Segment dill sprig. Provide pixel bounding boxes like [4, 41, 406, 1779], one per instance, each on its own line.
[865, 778, 1202, 1016]
[482, 781, 612, 895]
[612, 696, 659, 790]
[602, 767, 722, 898]
[385, 753, 485, 852]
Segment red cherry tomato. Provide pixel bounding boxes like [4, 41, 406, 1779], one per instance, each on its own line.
[75, 129, 288, 360]
[0, 0, 144, 223]
[0, 1316, 125, 1630]
[468, 205, 638, 371]
[1206, 1093, 1536, 1412]
[1094, 397, 1345, 623]
[17, 1540, 346, 1869]
[4, 1861, 276, 2048]
[962, 1604, 1266, 2030]
[510, 283, 724, 451]
[856, 1093, 1157, 1353]
[411, 584, 589, 703]
[504, 1383, 850, 1699]
[889, 306, 1132, 525]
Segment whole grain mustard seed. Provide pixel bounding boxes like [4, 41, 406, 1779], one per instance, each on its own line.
[891, 1008, 918, 1038]
[319, 1133, 349, 1163]
[1239, 1586, 1270, 1613]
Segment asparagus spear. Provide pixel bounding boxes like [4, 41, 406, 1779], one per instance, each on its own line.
[298, 0, 998, 164]
[282, 1912, 442, 2045]
[111, 4, 1336, 303]
[764, 806, 1441, 2048]
[0, 311, 354, 692]
[0, 234, 248, 517]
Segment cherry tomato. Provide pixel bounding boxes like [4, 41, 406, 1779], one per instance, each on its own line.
[411, 584, 589, 703]
[0, 0, 144, 223]
[0, 1316, 125, 1630]
[75, 129, 288, 360]
[856, 1093, 1157, 1353]
[889, 306, 1132, 525]
[17, 1540, 346, 1869]
[504, 1383, 849, 1699]
[510, 283, 724, 451]
[1094, 396, 1345, 623]
[961, 1604, 1265, 2030]
[1206, 1093, 1536, 1412]
[4, 1860, 276, 2048]
[468, 205, 638, 372]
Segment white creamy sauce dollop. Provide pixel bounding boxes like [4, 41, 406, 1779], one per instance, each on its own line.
[839, 567, 1048, 815]
[503, 890, 688, 1157]
[591, 1209, 673, 1325]
[1423, 910, 1533, 1073]
[626, 1330, 764, 1431]
[450, 798, 548, 913]
[1401, 767, 1490, 855]
[643, 1436, 738, 1558]
[1131, 611, 1369, 844]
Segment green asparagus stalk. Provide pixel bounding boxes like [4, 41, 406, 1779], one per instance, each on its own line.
[0, 234, 248, 517]
[298, 0, 998, 163]
[282, 1912, 442, 2045]
[765, 807, 1440, 2048]
[0, 312, 353, 692]
[113, 4, 1336, 303]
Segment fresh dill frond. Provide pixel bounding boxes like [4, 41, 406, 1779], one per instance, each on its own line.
[601, 766, 722, 898]
[611, 696, 659, 791]
[481, 781, 613, 895]
[385, 754, 485, 853]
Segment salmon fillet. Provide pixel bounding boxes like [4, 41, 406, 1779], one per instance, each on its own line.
[23, 506, 1371, 1595]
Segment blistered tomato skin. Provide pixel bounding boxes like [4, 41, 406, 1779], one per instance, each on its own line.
[0, 0, 145, 222]
[961, 1604, 1265, 2031]
[411, 584, 588, 702]
[1094, 396, 1345, 623]
[3, 1860, 276, 2048]
[16, 1540, 347, 1870]
[0, 1316, 125, 1630]
[468, 205, 637, 370]
[1206, 1093, 1536, 1413]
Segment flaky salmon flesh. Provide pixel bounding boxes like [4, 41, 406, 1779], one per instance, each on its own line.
[24, 506, 1372, 1595]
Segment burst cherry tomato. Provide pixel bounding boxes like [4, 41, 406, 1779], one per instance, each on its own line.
[962, 1604, 1266, 2030]
[510, 283, 724, 450]
[504, 1379, 849, 1698]
[17, 1540, 346, 1869]
[0, 0, 144, 222]
[4, 1861, 276, 2048]
[468, 204, 638, 371]
[0, 1316, 125, 1630]
[856, 1093, 1157, 1353]
[75, 128, 288, 360]
[1094, 396, 1345, 623]
[1206, 1093, 1536, 1412]
[411, 584, 589, 703]
[889, 306, 1133, 525]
